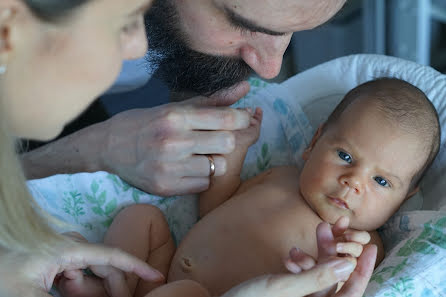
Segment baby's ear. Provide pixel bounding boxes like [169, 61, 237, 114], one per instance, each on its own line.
[302, 124, 324, 161]
[405, 185, 420, 200]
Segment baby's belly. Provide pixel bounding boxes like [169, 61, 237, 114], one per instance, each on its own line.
[167, 206, 318, 295]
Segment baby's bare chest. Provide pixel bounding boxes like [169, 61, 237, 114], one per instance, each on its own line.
[168, 178, 322, 295]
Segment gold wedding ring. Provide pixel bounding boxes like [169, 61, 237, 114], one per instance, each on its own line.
[206, 155, 216, 177]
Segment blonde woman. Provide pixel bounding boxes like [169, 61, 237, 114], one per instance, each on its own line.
[0, 0, 376, 296]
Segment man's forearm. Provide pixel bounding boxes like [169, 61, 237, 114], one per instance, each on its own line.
[20, 122, 107, 179]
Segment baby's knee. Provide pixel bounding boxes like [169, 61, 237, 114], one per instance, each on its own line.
[118, 204, 166, 224]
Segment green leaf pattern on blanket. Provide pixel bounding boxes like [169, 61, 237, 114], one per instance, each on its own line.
[85, 180, 117, 227]
[62, 190, 85, 224]
[257, 143, 272, 171]
[383, 277, 414, 297]
[397, 217, 446, 257]
[367, 216, 446, 297]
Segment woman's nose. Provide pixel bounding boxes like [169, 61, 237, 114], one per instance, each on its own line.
[239, 34, 292, 79]
[339, 174, 363, 195]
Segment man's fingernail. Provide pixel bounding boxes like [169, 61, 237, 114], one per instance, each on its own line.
[332, 260, 355, 280]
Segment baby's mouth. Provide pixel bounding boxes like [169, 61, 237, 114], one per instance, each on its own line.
[327, 196, 350, 210]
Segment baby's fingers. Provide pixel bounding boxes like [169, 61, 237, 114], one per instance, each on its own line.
[336, 242, 363, 258]
[343, 230, 371, 245]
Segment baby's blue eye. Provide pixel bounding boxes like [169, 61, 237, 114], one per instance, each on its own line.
[374, 176, 389, 187]
[338, 151, 352, 164]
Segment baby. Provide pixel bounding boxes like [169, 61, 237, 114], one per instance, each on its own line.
[58, 78, 441, 297]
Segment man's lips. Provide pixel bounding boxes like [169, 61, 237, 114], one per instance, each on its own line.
[328, 197, 349, 210]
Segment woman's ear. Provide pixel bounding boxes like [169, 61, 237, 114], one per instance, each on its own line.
[0, 1, 18, 67]
[0, 0, 29, 65]
[302, 124, 324, 161]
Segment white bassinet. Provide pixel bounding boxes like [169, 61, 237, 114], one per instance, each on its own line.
[29, 54, 446, 297]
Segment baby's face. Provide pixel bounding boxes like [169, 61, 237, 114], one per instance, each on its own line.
[299, 100, 426, 230]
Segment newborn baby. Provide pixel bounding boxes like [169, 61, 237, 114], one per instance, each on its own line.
[59, 78, 441, 297]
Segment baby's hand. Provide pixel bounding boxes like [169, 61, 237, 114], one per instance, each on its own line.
[332, 217, 371, 258]
[233, 107, 263, 149]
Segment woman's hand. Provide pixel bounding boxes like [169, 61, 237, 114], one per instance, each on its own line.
[283, 217, 377, 297]
[0, 240, 164, 297]
[224, 218, 377, 297]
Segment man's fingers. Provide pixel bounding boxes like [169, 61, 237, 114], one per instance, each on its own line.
[180, 107, 251, 130]
[59, 243, 164, 282]
[187, 81, 250, 107]
[167, 155, 226, 177]
[209, 81, 251, 106]
[336, 244, 377, 297]
[187, 131, 236, 155]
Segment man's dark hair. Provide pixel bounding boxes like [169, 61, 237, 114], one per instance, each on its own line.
[145, 0, 252, 96]
[325, 78, 441, 189]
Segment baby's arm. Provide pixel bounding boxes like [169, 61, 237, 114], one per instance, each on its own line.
[199, 108, 262, 217]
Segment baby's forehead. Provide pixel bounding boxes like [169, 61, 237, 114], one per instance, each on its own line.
[329, 103, 428, 175]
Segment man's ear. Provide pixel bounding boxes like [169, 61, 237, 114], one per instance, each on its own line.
[406, 186, 420, 199]
[302, 124, 324, 161]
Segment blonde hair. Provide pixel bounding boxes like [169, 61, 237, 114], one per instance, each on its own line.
[0, 115, 64, 253]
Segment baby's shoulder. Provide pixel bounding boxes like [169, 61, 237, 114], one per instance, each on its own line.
[267, 166, 301, 180]
[236, 166, 300, 195]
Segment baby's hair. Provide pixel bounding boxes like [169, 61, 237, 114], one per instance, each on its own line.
[324, 78, 441, 189]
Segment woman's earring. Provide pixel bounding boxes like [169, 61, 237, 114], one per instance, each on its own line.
[0, 65, 6, 75]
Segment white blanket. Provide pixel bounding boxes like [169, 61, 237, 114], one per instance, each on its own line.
[29, 55, 446, 297]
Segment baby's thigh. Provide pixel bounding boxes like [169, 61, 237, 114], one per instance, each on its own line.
[144, 280, 210, 297]
[106, 204, 172, 247]
[105, 204, 175, 296]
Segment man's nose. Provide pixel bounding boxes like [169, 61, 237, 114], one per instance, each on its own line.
[339, 172, 364, 195]
[239, 34, 292, 79]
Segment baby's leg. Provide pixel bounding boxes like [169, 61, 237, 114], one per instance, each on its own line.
[105, 204, 175, 297]
[144, 280, 210, 297]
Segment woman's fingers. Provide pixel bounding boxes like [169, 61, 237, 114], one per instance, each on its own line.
[59, 243, 164, 282]
[336, 244, 377, 297]
[242, 259, 355, 297]
[93, 265, 132, 297]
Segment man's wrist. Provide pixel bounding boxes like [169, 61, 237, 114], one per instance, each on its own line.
[20, 122, 107, 179]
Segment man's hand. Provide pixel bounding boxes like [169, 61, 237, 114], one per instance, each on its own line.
[21, 82, 252, 197]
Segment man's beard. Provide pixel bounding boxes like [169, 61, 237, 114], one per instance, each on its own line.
[145, 0, 252, 96]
